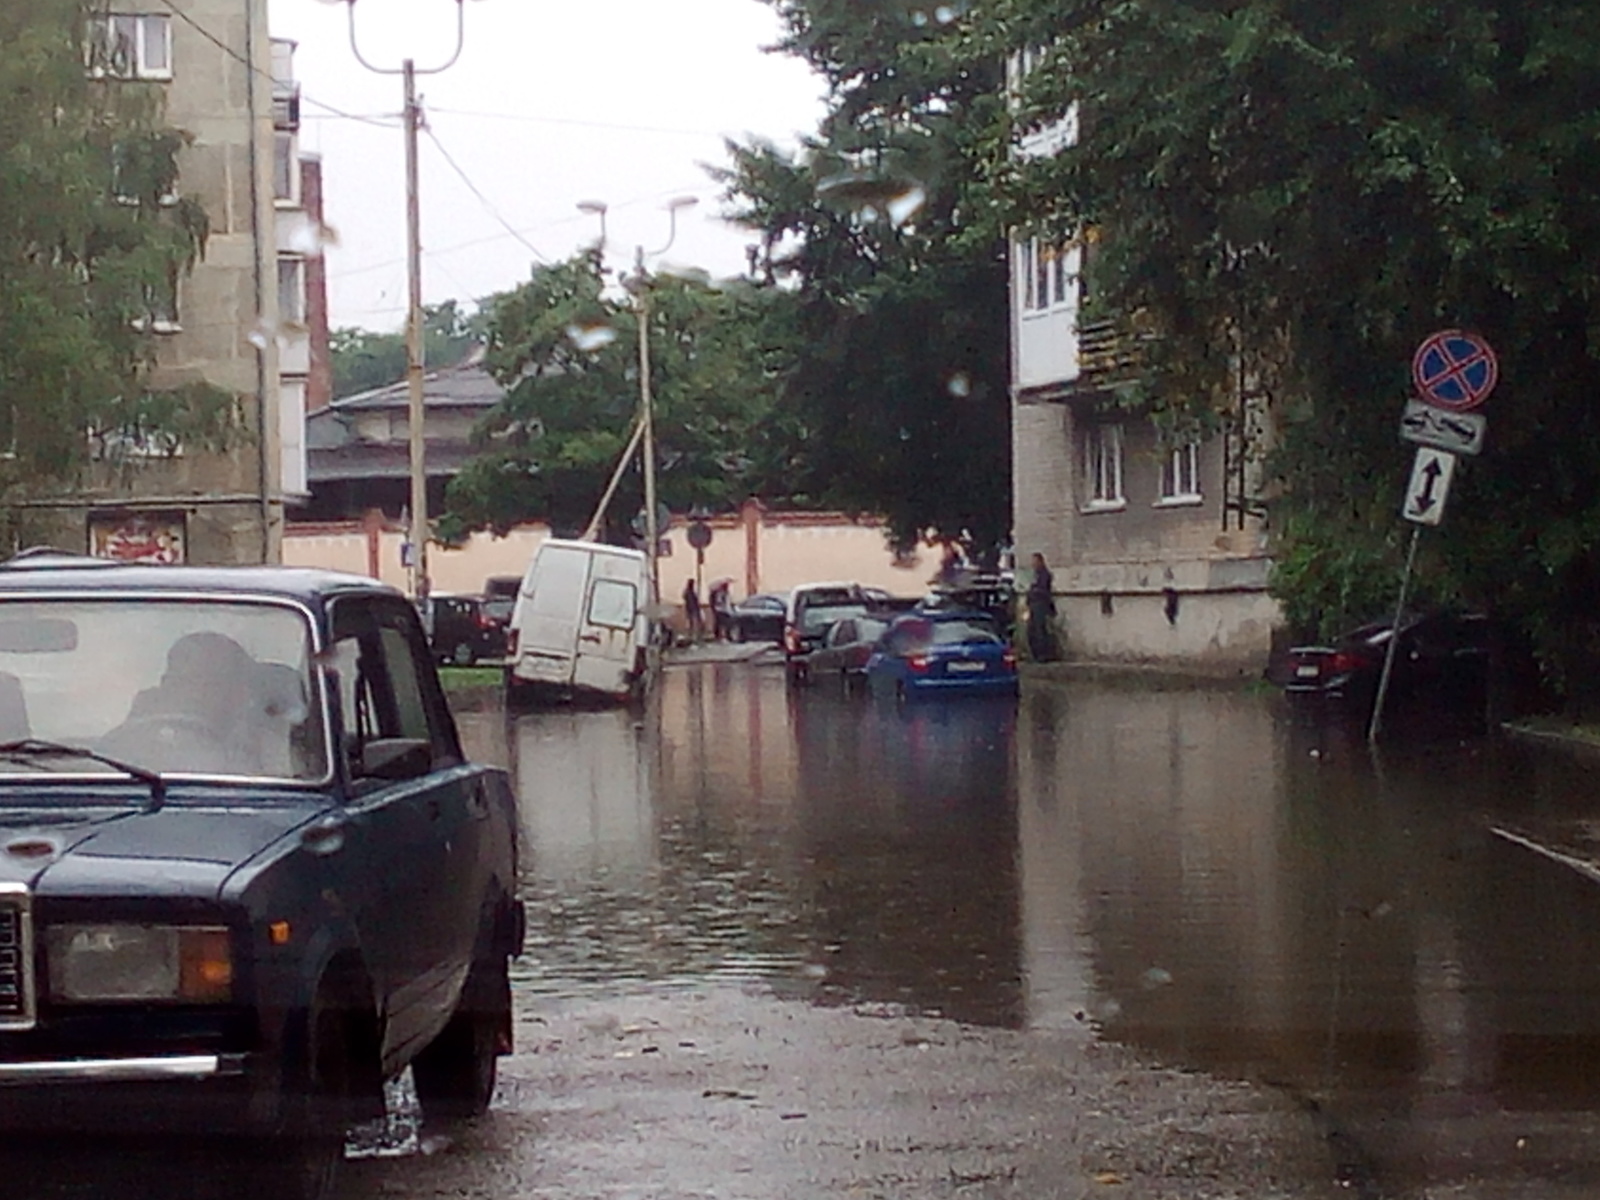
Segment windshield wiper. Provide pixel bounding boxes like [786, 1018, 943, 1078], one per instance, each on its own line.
[0, 739, 167, 812]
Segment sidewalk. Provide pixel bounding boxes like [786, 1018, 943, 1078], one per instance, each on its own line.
[664, 638, 781, 667]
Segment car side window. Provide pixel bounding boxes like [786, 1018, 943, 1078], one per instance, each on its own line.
[329, 598, 462, 785]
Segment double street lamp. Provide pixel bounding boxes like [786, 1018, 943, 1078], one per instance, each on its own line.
[335, 0, 473, 601]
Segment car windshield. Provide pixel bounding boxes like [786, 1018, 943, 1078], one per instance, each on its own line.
[802, 603, 867, 632]
[0, 598, 326, 786]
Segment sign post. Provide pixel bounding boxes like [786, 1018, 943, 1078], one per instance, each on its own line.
[1369, 330, 1499, 746]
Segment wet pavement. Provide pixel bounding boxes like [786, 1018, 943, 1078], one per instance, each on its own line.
[20, 659, 1600, 1196]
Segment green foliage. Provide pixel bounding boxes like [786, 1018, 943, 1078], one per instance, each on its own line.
[718, 0, 1012, 556]
[967, 0, 1600, 688]
[329, 300, 484, 399]
[0, 0, 236, 531]
[0, 0, 235, 519]
[438, 254, 799, 542]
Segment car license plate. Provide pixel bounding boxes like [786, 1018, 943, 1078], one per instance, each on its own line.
[1295, 664, 1320, 678]
[948, 661, 986, 673]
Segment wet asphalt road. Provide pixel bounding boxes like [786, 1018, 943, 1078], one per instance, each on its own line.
[20, 654, 1600, 1197]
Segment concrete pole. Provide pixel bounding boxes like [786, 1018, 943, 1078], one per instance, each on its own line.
[637, 245, 659, 609]
[403, 58, 428, 601]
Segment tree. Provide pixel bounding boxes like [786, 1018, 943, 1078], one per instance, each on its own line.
[0, 0, 234, 529]
[437, 253, 799, 542]
[329, 300, 484, 399]
[716, 1, 1014, 558]
[976, 0, 1600, 699]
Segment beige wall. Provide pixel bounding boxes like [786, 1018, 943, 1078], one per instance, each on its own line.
[283, 513, 947, 602]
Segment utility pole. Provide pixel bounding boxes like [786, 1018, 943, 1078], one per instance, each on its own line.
[342, 0, 469, 600]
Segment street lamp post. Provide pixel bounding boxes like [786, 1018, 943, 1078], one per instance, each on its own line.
[577, 196, 698, 610]
[339, 0, 470, 602]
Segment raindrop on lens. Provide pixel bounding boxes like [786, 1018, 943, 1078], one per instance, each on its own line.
[935, 4, 958, 23]
[946, 372, 972, 398]
[567, 323, 617, 352]
[887, 186, 927, 228]
[911, 9, 928, 25]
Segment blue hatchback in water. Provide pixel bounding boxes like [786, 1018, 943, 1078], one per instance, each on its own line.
[864, 610, 1019, 701]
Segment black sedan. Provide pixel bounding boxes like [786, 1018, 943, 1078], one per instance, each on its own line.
[727, 592, 787, 644]
[0, 555, 524, 1200]
[1266, 611, 1491, 717]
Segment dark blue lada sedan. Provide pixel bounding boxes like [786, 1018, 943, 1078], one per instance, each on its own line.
[0, 554, 524, 1199]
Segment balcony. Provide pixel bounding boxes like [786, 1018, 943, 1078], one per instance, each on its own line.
[1077, 317, 1145, 383]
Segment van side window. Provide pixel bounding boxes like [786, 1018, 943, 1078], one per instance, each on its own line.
[588, 579, 637, 630]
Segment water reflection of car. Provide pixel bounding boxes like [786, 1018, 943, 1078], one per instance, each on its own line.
[865, 610, 1019, 702]
[0, 555, 524, 1200]
[803, 614, 891, 691]
[784, 582, 870, 684]
[727, 592, 787, 644]
[1265, 611, 1491, 716]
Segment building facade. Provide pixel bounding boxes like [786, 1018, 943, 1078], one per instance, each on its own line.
[22, 1, 296, 566]
[1008, 63, 1278, 673]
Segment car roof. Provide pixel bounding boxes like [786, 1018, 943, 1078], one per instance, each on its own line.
[0, 553, 400, 604]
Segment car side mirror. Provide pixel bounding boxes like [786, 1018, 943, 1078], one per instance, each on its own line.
[353, 736, 432, 782]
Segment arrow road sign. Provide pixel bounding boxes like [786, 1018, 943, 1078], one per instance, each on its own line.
[1400, 399, 1487, 456]
[1402, 447, 1457, 526]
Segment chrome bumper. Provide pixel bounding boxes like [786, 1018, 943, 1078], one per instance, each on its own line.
[0, 1053, 246, 1086]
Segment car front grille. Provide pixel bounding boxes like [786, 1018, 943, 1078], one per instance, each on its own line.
[0, 884, 35, 1030]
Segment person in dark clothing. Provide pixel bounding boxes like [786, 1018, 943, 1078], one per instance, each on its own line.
[1026, 552, 1057, 662]
[682, 579, 703, 642]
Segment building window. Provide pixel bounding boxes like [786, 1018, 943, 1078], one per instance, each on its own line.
[131, 269, 180, 335]
[1084, 423, 1124, 509]
[278, 256, 305, 325]
[87, 13, 172, 81]
[1018, 239, 1078, 315]
[274, 131, 298, 204]
[1158, 440, 1203, 505]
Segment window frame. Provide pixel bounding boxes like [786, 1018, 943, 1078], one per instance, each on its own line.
[1017, 238, 1079, 316]
[277, 255, 305, 326]
[87, 13, 173, 82]
[1157, 440, 1204, 507]
[1083, 422, 1126, 512]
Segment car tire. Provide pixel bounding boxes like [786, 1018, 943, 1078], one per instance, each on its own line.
[244, 991, 355, 1200]
[412, 939, 510, 1124]
[451, 641, 477, 667]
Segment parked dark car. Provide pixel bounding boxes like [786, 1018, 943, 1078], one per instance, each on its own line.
[726, 592, 787, 644]
[864, 609, 1020, 702]
[427, 592, 507, 666]
[481, 574, 520, 629]
[784, 582, 870, 684]
[918, 573, 1017, 639]
[0, 554, 524, 1200]
[1266, 611, 1491, 717]
[802, 613, 892, 690]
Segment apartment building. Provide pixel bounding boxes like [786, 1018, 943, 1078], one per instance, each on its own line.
[1008, 56, 1278, 672]
[24, 1, 298, 565]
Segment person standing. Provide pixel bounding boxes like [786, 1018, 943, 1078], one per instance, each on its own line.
[682, 578, 703, 642]
[708, 579, 733, 641]
[1026, 552, 1057, 662]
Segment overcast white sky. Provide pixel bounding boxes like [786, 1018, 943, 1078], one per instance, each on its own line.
[268, 0, 828, 331]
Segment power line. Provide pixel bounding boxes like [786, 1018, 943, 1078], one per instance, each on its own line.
[149, 0, 397, 129]
[428, 107, 729, 140]
[422, 126, 550, 265]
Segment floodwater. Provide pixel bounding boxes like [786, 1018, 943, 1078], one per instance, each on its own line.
[455, 662, 1600, 1192]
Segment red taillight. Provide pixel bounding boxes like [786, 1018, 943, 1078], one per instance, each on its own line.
[1002, 648, 1016, 670]
[784, 625, 801, 654]
[507, 629, 520, 657]
[1329, 651, 1362, 674]
[907, 654, 929, 673]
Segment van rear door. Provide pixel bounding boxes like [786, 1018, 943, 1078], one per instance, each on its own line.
[571, 553, 645, 697]
[511, 543, 591, 685]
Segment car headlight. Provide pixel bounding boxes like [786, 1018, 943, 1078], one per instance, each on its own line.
[47, 924, 233, 1003]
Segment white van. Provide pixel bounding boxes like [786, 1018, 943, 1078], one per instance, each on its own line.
[504, 539, 653, 704]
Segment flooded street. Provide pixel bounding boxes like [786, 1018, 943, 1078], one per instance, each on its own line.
[455, 660, 1600, 1196]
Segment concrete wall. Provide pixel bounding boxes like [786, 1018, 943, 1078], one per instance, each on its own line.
[1012, 394, 1279, 673]
[283, 509, 946, 602]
